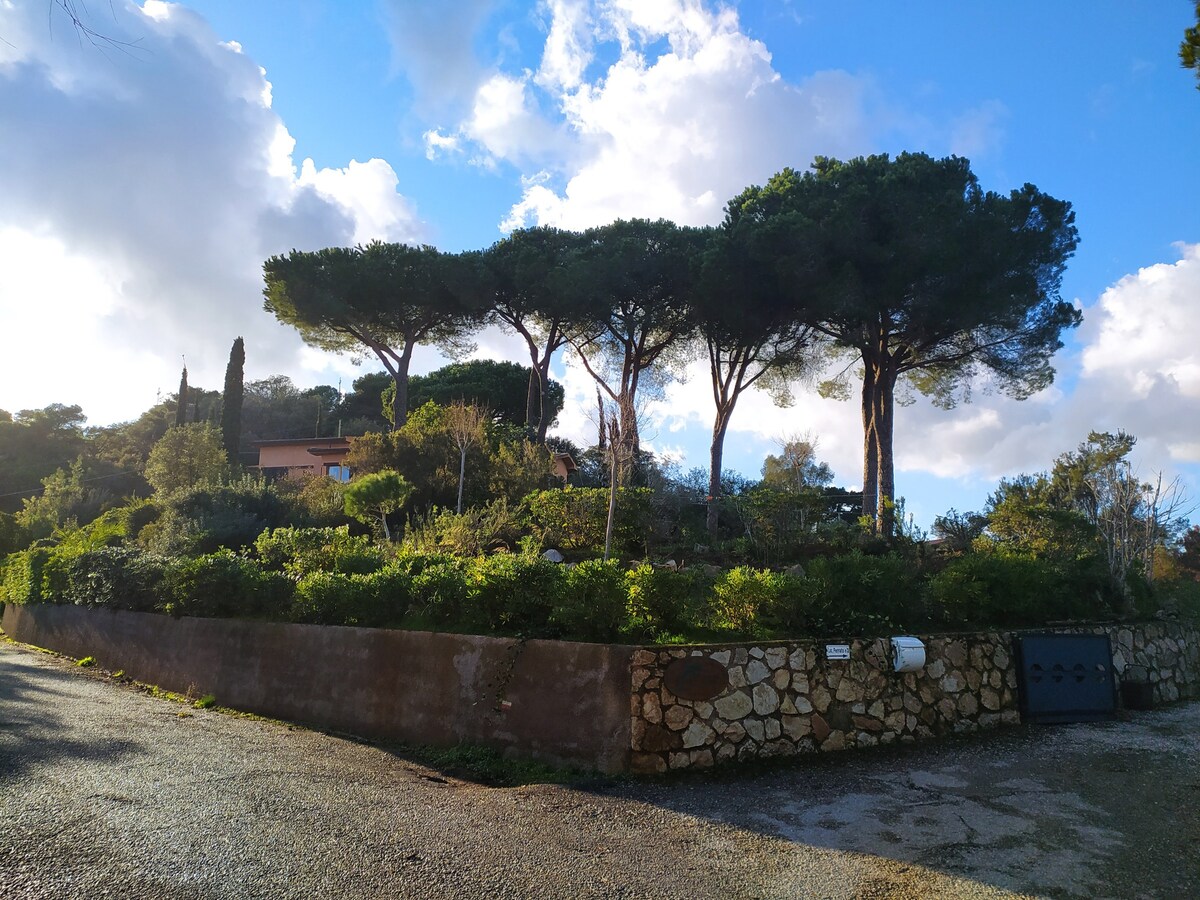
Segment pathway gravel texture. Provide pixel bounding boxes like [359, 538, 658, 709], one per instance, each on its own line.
[1, 639, 1198, 899]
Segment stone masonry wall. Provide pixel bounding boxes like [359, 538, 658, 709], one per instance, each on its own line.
[630, 622, 1199, 773]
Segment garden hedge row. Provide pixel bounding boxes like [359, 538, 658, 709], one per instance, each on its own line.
[0, 526, 1146, 643]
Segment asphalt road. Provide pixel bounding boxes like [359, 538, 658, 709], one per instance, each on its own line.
[2, 639, 1198, 899]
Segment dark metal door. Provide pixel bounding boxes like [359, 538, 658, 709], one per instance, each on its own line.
[1014, 634, 1116, 724]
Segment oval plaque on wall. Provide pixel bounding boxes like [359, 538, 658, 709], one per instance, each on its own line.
[663, 656, 729, 701]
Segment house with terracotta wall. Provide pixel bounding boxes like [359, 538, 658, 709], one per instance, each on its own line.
[254, 437, 354, 482]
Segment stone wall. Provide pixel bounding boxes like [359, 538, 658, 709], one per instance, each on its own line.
[630, 622, 1200, 773]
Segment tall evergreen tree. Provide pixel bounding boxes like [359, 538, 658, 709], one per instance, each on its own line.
[732, 154, 1079, 535]
[221, 337, 245, 462]
[175, 365, 189, 427]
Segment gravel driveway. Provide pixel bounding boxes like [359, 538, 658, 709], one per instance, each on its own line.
[2, 639, 1197, 899]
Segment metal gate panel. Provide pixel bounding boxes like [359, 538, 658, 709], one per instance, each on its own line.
[1014, 634, 1116, 724]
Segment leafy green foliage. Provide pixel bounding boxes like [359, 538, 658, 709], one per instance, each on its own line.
[709, 566, 784, 634]
[343, 470, 413, 539]
[798, 552, 927, 636]
[524, 487, 652, 556]
[928, 553, 1106, 628]
[253, 525, 385, 578]
[623, 564, 706, 638]
[403, 360, 565, 429]
[554, 559, 627, 642]
[221, 337, 245, 461]
[467, 553, 563, 634]
[161, 549, 292, 619]
[729, 153, 1080, 533]
[291, 567, 411, 627]
[57, 547, 169, 612]
[263, 241, 477, 428]
[144, 423, 229, 497]
[402, 499, 526, 556]
[138, 475, 291, 555]
[1182, 2, 1200, 89]
[0, 404, 88, 514]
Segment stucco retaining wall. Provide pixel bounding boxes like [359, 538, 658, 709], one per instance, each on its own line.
[629, 622, 1200, 772]
[1, 603, 634, 773]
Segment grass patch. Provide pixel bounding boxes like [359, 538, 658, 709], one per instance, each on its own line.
[400, 741, 587, 787]
[193, 694, 216, 709]
[77, 655, 96, 667]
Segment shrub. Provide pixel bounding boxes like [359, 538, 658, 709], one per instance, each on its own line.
[407, 554, 472, 626]
[59, 547, 168, 612]
[0, 512, 28, 556]
[0, 547, 54, 605]
[708, 566, 784, 634]
[928, 553, 1104, 628]
[466, 553, 565, 634]
[624, 564, 705, 638]
[253, 526, 385, 577]
[553, 560, 627, 642]
[525, 487, 652, 556]
[800, 552, 925, 635]
[138, 475, 292, 555]
[403, 499, 527, 557]
[161, 550, 292, 619]
[291, 567, 411, 628]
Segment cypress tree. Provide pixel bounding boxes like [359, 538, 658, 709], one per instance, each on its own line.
[221, 336, 245, 463]
[175, 365, 189, 427]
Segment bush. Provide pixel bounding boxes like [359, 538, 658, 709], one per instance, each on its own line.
[928, 553, 1105, 628]
[406, 554, 472, 626]
[553, 559, 627, 642]
[403, 499, 528, 557]
[291, 566, 411, 628]
[708, 566, 786, 634]
[138, 475, 291, 555]
[161, 550, 292, 619]
[253, 526, 385, 577]
[58, 547, 169, 612]
[0, 547, 54, 605]
[0, 512, 28, 556]
[466, 553, 565, 634]
[801, 552, 926, 635]
[525, 487, 652, 556]
[624, 564, 706, 638]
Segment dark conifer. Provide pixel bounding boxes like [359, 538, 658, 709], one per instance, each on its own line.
[221, 337, 245, 463]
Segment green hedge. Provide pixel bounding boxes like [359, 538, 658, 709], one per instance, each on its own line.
[0, 532, 1160, 642]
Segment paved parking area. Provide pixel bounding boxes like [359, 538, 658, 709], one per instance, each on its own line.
[2, 639, 1197, 898]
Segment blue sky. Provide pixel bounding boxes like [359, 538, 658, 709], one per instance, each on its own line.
[1, 1, 1198, 528]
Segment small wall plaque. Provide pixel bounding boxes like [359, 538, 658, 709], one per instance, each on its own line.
[825, 644, 851, 661]
[663, 656, 729, 701]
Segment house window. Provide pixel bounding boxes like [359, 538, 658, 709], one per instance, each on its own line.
[326, 464, 351, 483]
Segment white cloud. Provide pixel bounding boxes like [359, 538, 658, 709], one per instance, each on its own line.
[0, 1, 425, 425]
[535, 0, 593, 91]
[429, 0, 873, 232]
[949, 99, 1008, 160]
[380, 0, 498, 112]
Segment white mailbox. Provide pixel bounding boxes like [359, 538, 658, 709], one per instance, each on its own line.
[891, 636, 926, 673]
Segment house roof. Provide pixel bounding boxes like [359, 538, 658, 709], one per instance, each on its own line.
[252, 437, 355, 448]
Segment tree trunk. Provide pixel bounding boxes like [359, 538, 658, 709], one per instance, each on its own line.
[707, 409, 731, 539]
[875, 366, 897, 538]
[604, 421, 620, 562]
[860, 363, 878, 524]
[379, 506, 392, 541]
[618, 394, 639, 482]
[535, 361, 554, 443]
[456, 447, 467, 515]
[391, 343, 415, 430]
[525, 369, 539, 431]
